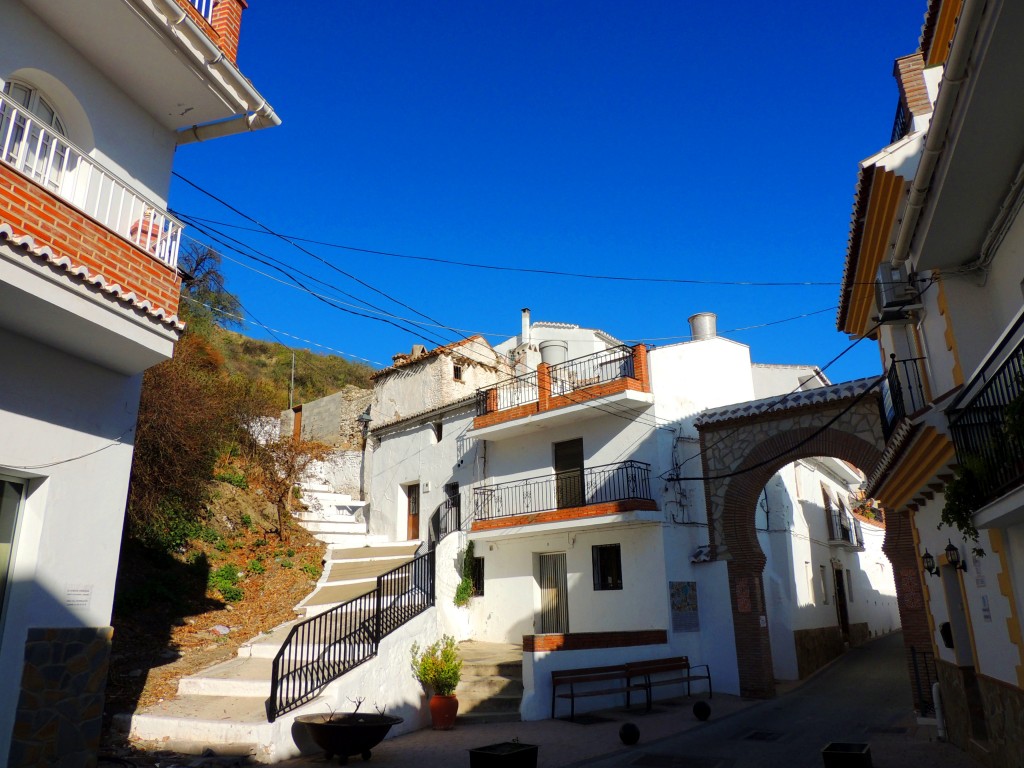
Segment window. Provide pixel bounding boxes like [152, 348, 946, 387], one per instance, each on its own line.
[1, 80, 68, 191]
[592, 544, 623, 590]
[453, 364, 463, 382]
[471, 556, 485, 596]
[819, 565, 829, 604]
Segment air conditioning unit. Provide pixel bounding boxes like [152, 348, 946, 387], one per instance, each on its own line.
[875, 262, 918, 312]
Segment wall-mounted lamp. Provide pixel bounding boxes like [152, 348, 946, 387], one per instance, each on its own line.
[945, 539, 967, 572]
[922, 549, 939, 577]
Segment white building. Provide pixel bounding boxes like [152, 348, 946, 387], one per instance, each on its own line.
[0, 1, 276, 763]
[363, 310, 899, 720]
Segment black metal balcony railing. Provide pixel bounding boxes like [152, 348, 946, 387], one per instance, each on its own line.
[947, 328, 1024, 505]
[548, 345, 635, 397]
[891, 100, 912, 144]
[827, 509, 862, 548]
[880, 356, 928, 439]
[473, 460, 652, 521]
[266, 549, 435, 722]
[910, 646, 937, 717]
[476, 345, 636, 417]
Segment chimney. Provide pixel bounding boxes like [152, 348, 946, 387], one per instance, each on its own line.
[521, 308, 531, 344]
[688, 312, 717, 341]
[211, 0, 247, 63]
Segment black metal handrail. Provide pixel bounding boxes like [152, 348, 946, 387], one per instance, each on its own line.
[548, 345, 635, 397]
[947, 328, 1024, 504]
[880, 355, 928, 440]
[891, 100, 911, 144]
[428, 494, 461, 549]
[473, 460, 652, 521]
[476, 370, 538, 416]
[266, 549, 435, 722]
[910, 646, 937, 717]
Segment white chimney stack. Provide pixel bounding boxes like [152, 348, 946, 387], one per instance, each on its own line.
[521, 308, 531, 343]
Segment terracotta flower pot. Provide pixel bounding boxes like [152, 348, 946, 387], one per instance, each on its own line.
[429, 693, 459, 730]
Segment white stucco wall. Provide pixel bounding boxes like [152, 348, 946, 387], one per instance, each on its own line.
[2, 3, 177, 205]
[0, 327, 144, 759]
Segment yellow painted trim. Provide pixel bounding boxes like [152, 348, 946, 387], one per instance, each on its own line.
[909, 508, 938, 652]
[875, 427, 955, 511]
[989, 529, 1024, 688]
[936, 275, 964, 387]
[846, 170, 906, 335]
[926, 0, 965, 68]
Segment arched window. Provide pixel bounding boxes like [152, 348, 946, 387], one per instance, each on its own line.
[1, 80, 69, 191]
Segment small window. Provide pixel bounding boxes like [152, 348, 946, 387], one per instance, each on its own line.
[819, 565, 829, 605]
[431, 421, 443, 442]
[592, 544, 623, 590]
[471, 557, 485, 596]
[453, 364, 463, 382]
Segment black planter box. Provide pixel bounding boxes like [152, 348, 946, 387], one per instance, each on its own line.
[821, 742, 872, 768]
[468, 741, 539, 768]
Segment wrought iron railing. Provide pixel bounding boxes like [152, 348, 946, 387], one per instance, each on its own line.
[428, 493, 461, 549]
[880, 356, 928, 440]
[947, 320, 1024, 505]
[474, 460, 652, 521]
[910, 646, 937, 717]
[827, 509, 862, 548]
[476, 370, 539, 416]
[0, 89, 182, 268]
[548, 345, 635, 397]
[891, 100, 912, 144]
[266, 549, 435, 722]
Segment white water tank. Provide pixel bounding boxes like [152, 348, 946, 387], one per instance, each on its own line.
[688, 312, 717, 341]
[539, 340, 568, 365]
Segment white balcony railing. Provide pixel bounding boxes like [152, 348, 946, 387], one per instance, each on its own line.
[189, 0, 215, 23]
[0, 90, 182, 269]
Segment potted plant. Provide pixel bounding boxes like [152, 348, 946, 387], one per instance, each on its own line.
[411, 634, 462, 730]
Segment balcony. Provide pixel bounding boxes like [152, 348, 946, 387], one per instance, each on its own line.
[879, 356, 928, 440]
[827, 509, 864, 551]
[947, 314, 1024, 509]
[472, 345, 653, 440]
[0, 90, 182, 268]
[471, 460, 657, 533]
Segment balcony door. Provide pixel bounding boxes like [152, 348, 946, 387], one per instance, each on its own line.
[538, 553, 569, 634]
[554, 439, 584, 509]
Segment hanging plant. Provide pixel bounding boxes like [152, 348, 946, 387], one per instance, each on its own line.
[940, 456, 983, 549]
[454, 541, 475, 607]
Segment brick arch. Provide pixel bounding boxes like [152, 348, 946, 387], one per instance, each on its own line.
[698, 396, 886, 699]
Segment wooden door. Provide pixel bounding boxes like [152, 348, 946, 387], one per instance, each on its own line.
[406, 483, 420, 541]
[539, 553, 569, 633]
[553, 439, 584, 509]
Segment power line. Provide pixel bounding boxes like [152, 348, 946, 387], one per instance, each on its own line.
[176, 212, 860, 288]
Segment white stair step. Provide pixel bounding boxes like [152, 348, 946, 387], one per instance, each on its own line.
[177, 657, 274, 698]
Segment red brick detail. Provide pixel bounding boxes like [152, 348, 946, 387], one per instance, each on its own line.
[523, 630, 667, 653]
[0, 164, 181, 315]
[473, 400, 539, 429]
[538, 362, 552, 411]
[210, 0, 247, 63]
[632, 344, 652, 393]
[470, 499, 658, 532]
[893, 53, 933, 119]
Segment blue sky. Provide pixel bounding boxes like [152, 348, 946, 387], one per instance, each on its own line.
[170, 1, 927, 380]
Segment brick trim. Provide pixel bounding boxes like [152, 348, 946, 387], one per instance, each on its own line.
[471, 499, 658, 532]
[523, 630, 667, 653]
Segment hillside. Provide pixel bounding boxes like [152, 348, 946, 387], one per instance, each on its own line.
[210, 326, 375, 409]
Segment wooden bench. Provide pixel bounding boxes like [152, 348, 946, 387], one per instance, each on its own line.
[550, 664, 648, 720]
[625, 656, 712, 703]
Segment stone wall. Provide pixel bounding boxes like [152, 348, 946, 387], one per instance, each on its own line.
[979, 673, 1024, 768]
[849, 622, 870, 647]
[281, 386, 372, 449]
[8, 627, 112, 767]
[794, 625, 844, 679]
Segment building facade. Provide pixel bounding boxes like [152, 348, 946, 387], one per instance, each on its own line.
[836, 0, 1024, 761]
[0, 1, 276, 763]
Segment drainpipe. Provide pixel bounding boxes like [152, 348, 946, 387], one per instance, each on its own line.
[129, 0, 282, 144]
[890, 0, 987, 268]
[932, 681, 946, 740]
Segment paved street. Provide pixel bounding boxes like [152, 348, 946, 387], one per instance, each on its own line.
[266, 631, 981, 768]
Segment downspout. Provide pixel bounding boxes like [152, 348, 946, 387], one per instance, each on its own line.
[932, 681, 946, 740]
[129, 0, 282, 143]
[890, 0, 987, 268]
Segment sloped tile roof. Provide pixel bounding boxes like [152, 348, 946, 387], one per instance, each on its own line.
[370, 334, 492, 380]
[0, 221, 185, 331]
[695, 376, 880, 427]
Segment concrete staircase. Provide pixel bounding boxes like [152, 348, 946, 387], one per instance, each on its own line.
[294, 481, 373, 547]
[456, 641, 523, 724]
[116, 543, 421, 760]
